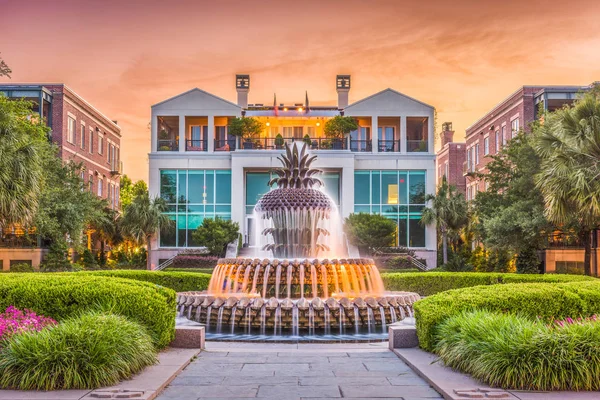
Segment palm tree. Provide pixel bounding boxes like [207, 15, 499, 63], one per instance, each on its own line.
[121, 192, 172, 270]
[534, 87, 600, 276]
[421, 176, 469, 264]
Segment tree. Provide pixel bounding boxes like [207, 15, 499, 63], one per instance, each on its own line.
[121, 192, 172, 270]
[533, 87, 600, 276]
[420, 176, 468, 265]
[227, 117, 264, 139]
[0, 95, 51, 231]
[472, 133, 551, 272]
[192, 217, 239, 256]
[343, 213, 397, 254]
[120, 174, 148, 208]
[323, 116, 358, 139]
[0, 54, 11, 78]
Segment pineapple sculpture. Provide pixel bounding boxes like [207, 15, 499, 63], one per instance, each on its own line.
[255, 143, 333, 258]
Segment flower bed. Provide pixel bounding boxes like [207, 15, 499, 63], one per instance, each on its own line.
[0, 306, 56, 344]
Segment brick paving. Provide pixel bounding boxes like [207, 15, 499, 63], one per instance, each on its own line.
[156, 342, 442, 400]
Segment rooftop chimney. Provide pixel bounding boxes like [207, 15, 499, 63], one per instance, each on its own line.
[236, 74, 250, 108]
[441, 122, 454, 147]
[336, 75, 351, 109]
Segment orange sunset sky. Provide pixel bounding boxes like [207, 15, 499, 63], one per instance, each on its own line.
[1, 0, 599, 182]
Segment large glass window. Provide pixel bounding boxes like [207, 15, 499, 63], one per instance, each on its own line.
[354, 170, 427, 247]
[406, 117, 428, 152]
[159, 169, 232, 247]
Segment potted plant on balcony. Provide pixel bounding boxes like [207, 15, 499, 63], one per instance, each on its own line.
[228, 117, 264, 150]
[303, 134, 312, 147]
[275, 134, 285, 149]
[324, 116, 358, 150]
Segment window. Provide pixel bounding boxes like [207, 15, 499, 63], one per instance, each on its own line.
[484, 136, 489, 155]
[89, 129, 94, 153]
[501, 125, 506, 145]
[406, 117, 428, 152]
[160, 170, 232, 247]
[475, 143, 480, 165]
[107, 182, 112, 203]
[353, 170, 427, 247]
[98, 178, 103, 197]
[283, 127, 293, 137]
[495, 130, 500, 152]
[444, 161, 449, 178]
[98, 134, 103, 155]
[67, 117, 76, 144]
[80, 125, 85, 149]
[293, 126, 303, 139]
[511, 118, 520, 138]
[88, 176, 93, 192]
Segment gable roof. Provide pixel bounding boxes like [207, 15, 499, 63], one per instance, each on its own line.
[345, 88, 434, 111]
[151, 88, 241, 109]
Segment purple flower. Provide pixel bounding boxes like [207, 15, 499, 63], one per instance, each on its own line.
[0, 306, 57, 345]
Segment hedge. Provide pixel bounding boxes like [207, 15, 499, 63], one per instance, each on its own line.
[78, 270, 211, 293]
[414, 280, 600, 351]
[0, 274, 176, 348]
[381, 271, 594, 296]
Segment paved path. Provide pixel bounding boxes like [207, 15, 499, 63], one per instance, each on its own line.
[157, 342, 442, 400]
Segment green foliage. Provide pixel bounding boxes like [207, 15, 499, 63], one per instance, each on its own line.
[9, 263, 34, 273]
[80, 270, 211, 292]
[515, 246, 541, 273]
[413, 280, 600, 352]
[192, 217, 239, 256]
[0, 95, 51, 229]
[0, 273, 176, 348]
[344, 213, 397, 254]
[79, 248, 98, 269]
[303, 134, 312, 145]
[0, 54, 11, 78]
[274, 134, 284, 147]
[323, 116, 358, 139]
[39, 242, 76, 272]
[227, 117, 264, 139]
[120, 175, 148, 209]
[381, 271, 593, 296]
[435, 310, 600, 391]
[0, 312, 157, 390]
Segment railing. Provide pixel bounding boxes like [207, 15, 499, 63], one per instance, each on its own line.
[240, 137, 348, 150]
[157, 139, 178, 151]
[110, 160, 123, 175]
[155, 255, 177, 271]
[350, 140, 372, 152]
[185, 139, 207, 151]
[407, 139, 428, 152]
[463, 161, 475, 175]
[378, 140, 399, 152]
[214, 139, 236, 151]
[0, 235, 40, 249]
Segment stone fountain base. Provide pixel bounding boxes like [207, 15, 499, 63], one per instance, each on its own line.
[176, 292, 420, 332]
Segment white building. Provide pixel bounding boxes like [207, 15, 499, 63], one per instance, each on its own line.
[148, 75, 437, 268]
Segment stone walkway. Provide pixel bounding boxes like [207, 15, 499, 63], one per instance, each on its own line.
[156, 342, 442, 399]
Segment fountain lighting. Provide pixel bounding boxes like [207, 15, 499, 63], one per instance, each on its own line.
[178, 143, 420, 339]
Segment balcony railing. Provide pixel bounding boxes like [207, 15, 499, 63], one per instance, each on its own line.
[215, 139, 236, 151]
[463, 161, 476, 175]
[378, 140, 399, 152]
[240, 137, 348, 150]
[350, 140, 372, 152]
[186, 139, 208, 152]
[157, 139, 178, 151]
[110, 160, 123, 175]
[407, 140, 428, 152]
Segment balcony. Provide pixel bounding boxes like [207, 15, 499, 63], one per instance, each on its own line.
[463, 161, 476, 176]
[215, 139, 236, 152]
[350, 140, 372, 152]
[378, 140, 399, 152]
[186, 139, 207, 152]
[240, 137, 347, 150]
[157, 139, 178, 152]
[406, 140, 428, 152]
[110, 160, 123, 176]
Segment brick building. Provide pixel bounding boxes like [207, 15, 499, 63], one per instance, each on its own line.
[435, 122, 466, 195]
[0, 84, 122, 269]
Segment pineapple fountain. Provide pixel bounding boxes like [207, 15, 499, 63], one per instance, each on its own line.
[177, 143, 420, 340]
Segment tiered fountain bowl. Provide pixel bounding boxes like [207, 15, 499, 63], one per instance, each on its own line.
[177, 143, 421, 340]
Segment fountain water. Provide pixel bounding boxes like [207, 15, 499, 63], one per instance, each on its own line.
[177, 143, 420, 340]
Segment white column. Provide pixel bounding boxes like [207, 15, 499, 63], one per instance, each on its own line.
[208, 115, 215, 153]
[371, 115, 378, 153]
[230, 161, 245, 230]
[178, 114, 185, 152]
[341, 165, 354, 218]
[151, 113, 157, 152]
[428, 113, 434, 153]
[400, 115, 407, 153]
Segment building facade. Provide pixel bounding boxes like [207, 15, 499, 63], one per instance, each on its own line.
[0, 84, 122, 269]
[148, 75, 437, 269]
[462, 83, 598, 275]
[435, 122, 466, 194]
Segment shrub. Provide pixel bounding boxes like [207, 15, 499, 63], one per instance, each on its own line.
[80, 270, 211, 292]
[0, 274, 175, 348]
[344, 213, 397, 254]
[9, 263, 34, 273]
[0, 312, 157, 390]
[0, 306, 56, 343]
[414, 280, 600, 352]
[435, 310, 600, 391]
[172, 254, 219, 270]
[39, 243, 75, 272]
[192, 217, 239, 256]
[381, 271, 593, 296]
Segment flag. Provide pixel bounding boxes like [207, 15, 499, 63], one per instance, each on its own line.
[305, 91, 309, 114]
[273, 93, 278, 116]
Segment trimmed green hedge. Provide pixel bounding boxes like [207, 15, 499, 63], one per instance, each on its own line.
[414, 280, 600, 351]
[381, 271, 594, 296]
[0, 274, 176, 348]
[78, 270, 211, 292]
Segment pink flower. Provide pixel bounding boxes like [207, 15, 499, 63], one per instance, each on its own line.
[0, 306, 57, 345]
